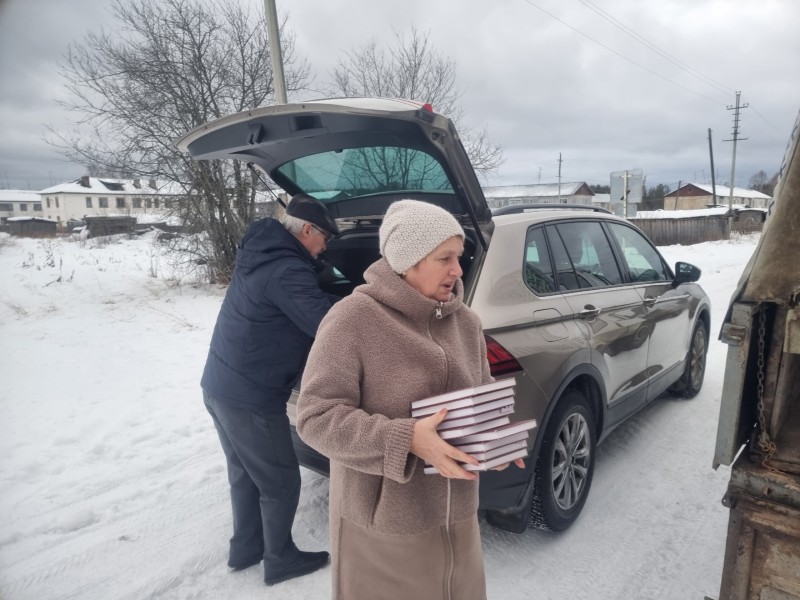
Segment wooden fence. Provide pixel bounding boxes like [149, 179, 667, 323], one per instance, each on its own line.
[628, 215, 731, 246]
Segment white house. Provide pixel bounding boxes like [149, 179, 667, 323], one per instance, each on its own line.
[482, 182, 595, 210]
[0, 190, 43, 225]
[38, 176, 185, 226]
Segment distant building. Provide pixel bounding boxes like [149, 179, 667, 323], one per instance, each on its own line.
[0, 190, 43, 226]
[38, 176, 186, 227]
[664, 183, 770, 210]
[482, 182, 595, 210]
[592, 193, 612, 211]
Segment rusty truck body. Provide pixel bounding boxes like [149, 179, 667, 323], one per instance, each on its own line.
[714, 109, 800, 599]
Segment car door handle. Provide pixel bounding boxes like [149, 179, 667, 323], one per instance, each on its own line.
[579, 305, 601, 319]
[643, 295, 658, 307]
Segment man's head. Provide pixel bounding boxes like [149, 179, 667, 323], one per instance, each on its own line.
[281, 194, 340, 259]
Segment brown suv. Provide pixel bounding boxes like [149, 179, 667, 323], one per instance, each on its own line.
[177, 98, 711, 533]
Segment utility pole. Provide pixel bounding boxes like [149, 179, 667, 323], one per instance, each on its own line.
[675, 180, 681, 210]
[538, 166, 542, 184]
[724, 91, 749, 211]
[708, 128, 718, 206]
[557, 153, 563, 203]
[263, 0, 288, 104]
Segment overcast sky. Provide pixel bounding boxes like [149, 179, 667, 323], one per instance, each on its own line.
[1, 0, 798, 191]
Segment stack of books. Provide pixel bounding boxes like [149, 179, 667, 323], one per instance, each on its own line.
[410, 379, 537, 475]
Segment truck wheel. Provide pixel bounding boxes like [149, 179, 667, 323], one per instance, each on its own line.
[529, 388, 596, 531]
[669, 321, 708, 399]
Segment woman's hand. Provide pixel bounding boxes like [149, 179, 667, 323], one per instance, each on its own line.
[410, 409, 480, 480]
[491, 457, 526, 471]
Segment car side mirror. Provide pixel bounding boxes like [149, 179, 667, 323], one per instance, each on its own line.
[673, 261, 701, 285]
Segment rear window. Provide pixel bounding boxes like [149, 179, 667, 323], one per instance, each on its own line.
[275, 145, 453, 201]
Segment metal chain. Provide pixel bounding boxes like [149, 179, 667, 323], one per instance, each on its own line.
[755, 307, 778, 467]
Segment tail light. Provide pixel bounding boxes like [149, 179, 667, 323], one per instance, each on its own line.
[485, 335, 523, 377]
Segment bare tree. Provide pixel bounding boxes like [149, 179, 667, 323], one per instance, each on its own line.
[748, 170, 768, 193]
[330, 27, 503, 175]
[50, 0, 310, 282]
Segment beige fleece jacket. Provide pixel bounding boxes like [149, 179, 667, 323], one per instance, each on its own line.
[297, 257, 491, 600]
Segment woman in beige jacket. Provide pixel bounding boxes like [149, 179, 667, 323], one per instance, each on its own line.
[297, 199, 522, 600]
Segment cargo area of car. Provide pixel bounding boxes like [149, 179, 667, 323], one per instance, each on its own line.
[317, 219, 481, 298]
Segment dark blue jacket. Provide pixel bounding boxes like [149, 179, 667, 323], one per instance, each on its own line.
[201, 217, 333, 410]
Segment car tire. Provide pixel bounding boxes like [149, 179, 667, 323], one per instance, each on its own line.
[529, 388, 596, 532]
[668, 320, 708, 399]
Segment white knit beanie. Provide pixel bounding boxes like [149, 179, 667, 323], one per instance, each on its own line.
[379, 200, 465, 274]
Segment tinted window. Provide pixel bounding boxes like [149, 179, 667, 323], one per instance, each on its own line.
[554, 221, 623, 288]
[275, 146, 453, 202]
[523, 227, 556, 294]
[606, 222, 669, 282]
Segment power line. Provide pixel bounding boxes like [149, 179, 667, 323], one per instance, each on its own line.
[748, 103, 786, 138]
[576, 0, 734, 98]
[519, 0, 724, 106]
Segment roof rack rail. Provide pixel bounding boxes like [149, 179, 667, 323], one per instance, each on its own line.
[491, 203, 612, 216]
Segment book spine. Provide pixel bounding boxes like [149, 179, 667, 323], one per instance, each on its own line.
[438, 416, 511, 440]
[410, 378, 516, 410]
[436, 405, 514, 430]
[453, 430, 530, 453]
[463, 448, 529, 472]
[410, 389, 515, 418]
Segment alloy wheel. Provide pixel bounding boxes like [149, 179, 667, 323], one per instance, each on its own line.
[689, 327, 707, 389]
[552, 413, 591, 511]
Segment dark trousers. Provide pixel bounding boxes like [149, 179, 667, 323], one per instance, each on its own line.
[204, 392, 302, 570]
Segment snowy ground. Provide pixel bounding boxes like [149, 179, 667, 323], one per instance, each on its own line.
[0, 230, 760, 600]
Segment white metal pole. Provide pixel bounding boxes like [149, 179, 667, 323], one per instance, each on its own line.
[264, 0, 288, 104]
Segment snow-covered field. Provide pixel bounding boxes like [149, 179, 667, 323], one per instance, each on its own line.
[0, 230, 760, 600]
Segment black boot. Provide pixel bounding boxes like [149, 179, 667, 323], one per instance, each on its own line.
[264, 550, 330, 586]
[228, 554, 262, 572]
